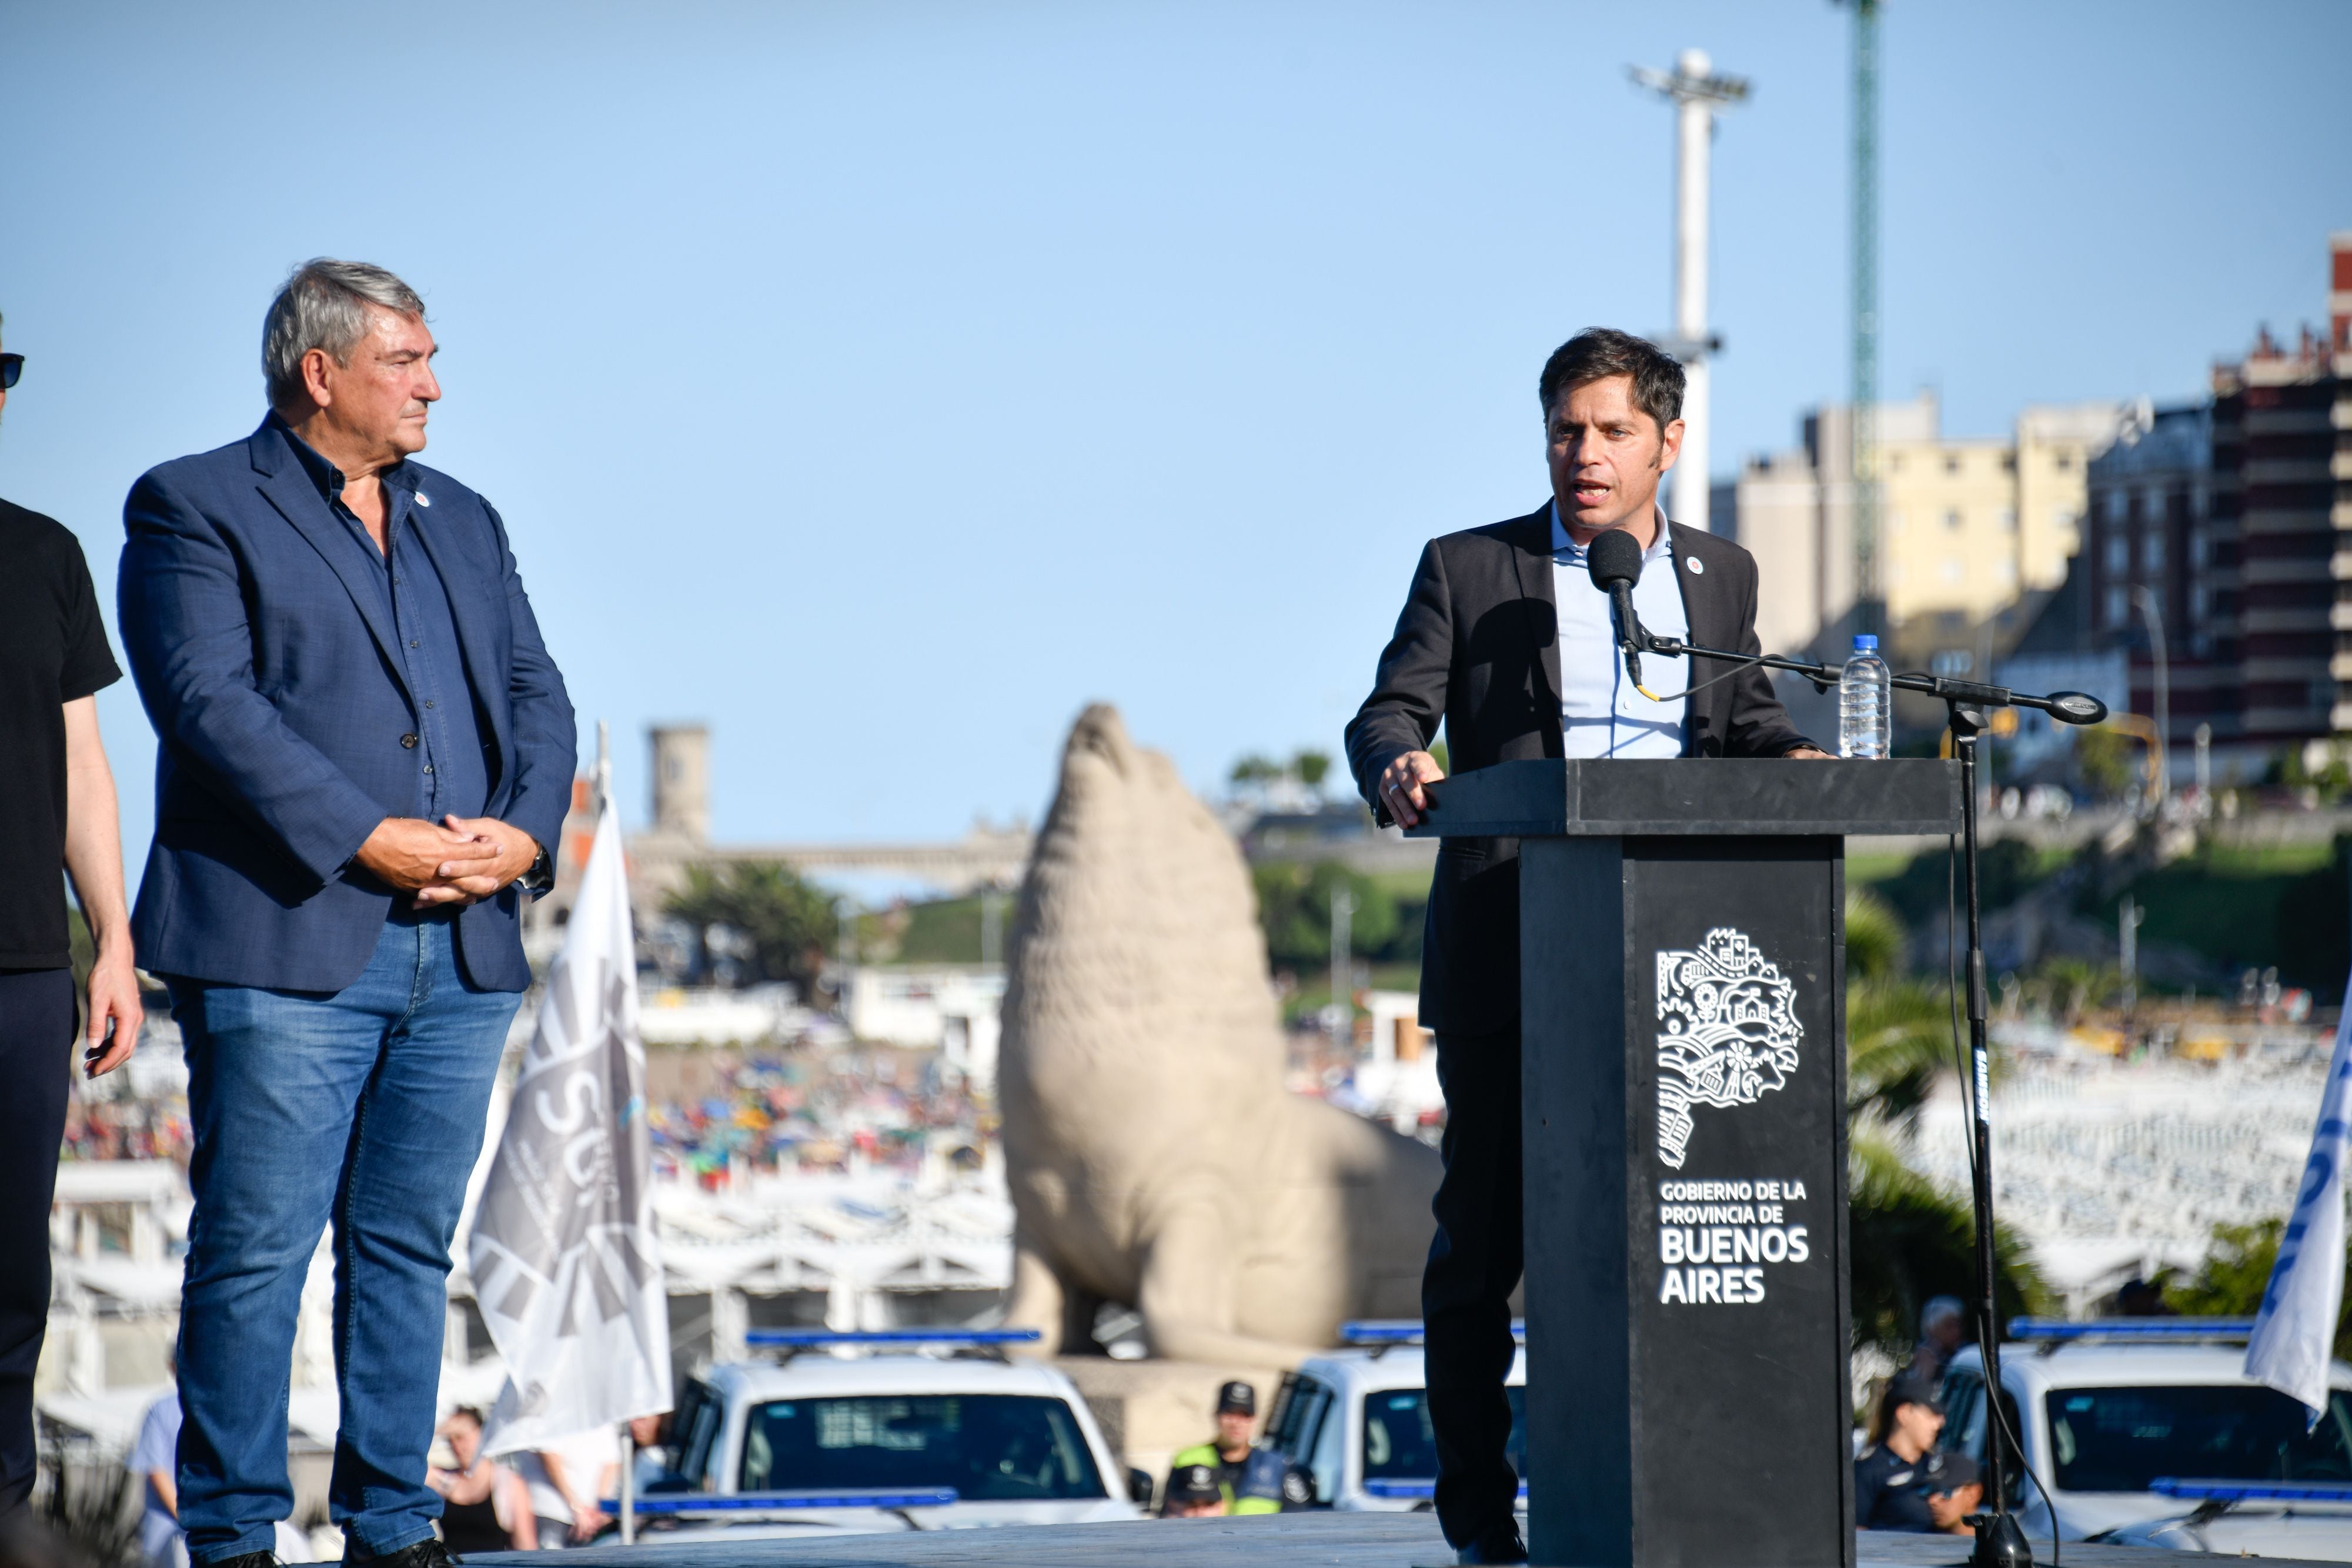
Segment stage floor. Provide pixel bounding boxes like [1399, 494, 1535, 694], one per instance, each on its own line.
[461, 1519, 2317, 1568]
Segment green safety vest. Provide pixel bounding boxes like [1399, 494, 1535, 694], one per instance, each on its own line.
[1170, 1442, 1283, 1515]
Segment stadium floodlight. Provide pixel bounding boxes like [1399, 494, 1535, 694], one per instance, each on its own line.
[2005, 1318, 2255, 1343]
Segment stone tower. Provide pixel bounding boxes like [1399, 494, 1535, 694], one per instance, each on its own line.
[647, 724, 710, 843]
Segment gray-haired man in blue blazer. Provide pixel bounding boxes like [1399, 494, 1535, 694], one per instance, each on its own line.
[118, 259, 576, 1568]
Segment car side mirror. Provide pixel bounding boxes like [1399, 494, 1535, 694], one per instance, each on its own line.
[1128, 1467, 1156, 1507]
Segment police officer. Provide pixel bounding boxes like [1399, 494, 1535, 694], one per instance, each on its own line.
[1161, 1463, 1225, 1519]
[1165, 1382, 1312, 1516]
[1855, 1378, 1982, 1534]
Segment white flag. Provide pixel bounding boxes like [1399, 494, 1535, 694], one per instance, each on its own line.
[2244, 974, 2352, 1422]
[471, 807, 671, 1455]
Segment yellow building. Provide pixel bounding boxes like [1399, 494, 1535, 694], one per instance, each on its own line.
[1730, 392, 2139, 661]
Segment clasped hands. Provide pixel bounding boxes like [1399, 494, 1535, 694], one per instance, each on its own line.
[354, 814, 539, 908]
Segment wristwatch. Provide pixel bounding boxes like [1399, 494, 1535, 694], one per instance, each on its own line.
[519, 842, 554, 896]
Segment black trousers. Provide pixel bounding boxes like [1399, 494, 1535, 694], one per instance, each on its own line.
[1423, 1021, 1524, 1550]
[0, 968, 75, 1517]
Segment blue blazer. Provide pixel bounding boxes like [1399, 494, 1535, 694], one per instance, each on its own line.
[119, 419, 576, 994]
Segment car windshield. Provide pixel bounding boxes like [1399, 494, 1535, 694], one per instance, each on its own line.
[739, 1394, 1106, 1502]
[1362, 1387, 1528, 1482]
[2046, 1385, 2352, 1493]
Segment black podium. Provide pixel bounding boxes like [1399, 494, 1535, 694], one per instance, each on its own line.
[1407, 758, 1960, 1568]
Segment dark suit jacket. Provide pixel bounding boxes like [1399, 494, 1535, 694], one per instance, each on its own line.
[119, 419, 576, 994]
[1344, 500, 1813, 1035]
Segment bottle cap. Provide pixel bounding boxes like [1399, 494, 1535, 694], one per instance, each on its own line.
[1852, 634, 1879, 653]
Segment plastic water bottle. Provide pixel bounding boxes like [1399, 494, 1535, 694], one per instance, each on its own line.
[1839, 634, 1891, 758]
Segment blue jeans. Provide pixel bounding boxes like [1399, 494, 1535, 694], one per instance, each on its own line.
[170, 917, 519, 1563]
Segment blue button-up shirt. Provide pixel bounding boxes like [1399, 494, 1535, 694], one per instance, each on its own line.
[275, 416, 490, 825]
[1550, 501, 1690, 758]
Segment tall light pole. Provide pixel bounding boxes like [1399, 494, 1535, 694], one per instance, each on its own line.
[1328, 884, 1355, 1049]
[1834, 0, 1883, 632]
[2133, 586, 2169, 808]
[1631, 49, 1748, 534]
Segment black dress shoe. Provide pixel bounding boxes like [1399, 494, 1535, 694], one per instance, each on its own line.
[352, 1540, 460, 1568]
[1458, 1525, 1530, 1565]
[200, 1554, 279, 1568]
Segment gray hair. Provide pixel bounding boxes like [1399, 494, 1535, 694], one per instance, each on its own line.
[1922, 1295, 1965, 1334]
[262, 259, 426, 407]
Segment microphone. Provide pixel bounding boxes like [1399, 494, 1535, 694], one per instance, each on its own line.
[1586, 527, 1650, 690]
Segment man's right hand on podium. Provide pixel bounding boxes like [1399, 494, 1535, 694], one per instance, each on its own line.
[1378, 750, 1447, 828]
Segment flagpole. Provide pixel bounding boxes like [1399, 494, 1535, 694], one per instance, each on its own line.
[595, 718, 613, 823]
[620, 1422, 636, 1545]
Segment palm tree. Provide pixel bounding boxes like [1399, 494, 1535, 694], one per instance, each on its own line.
[1846, 890, 1957, 1132]
[1849, 1134, 2047, 1358]
[1843, 890, 2051, 1359]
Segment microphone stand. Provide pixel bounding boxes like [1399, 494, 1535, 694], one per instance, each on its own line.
[1636, 631, 2104, 1568]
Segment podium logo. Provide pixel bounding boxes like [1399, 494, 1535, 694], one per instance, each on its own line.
[1653, 928, 1803, 1169]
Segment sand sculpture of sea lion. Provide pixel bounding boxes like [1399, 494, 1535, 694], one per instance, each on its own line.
[1000, 704, 1443, 1363]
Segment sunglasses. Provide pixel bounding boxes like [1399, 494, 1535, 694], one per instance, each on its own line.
[0, 354, 19, 391]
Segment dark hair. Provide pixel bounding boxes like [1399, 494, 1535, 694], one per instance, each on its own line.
[1538, 328, 1685, 433]
[1867, 1379, 1935, 1448]
[449, 1406, 485, 1429]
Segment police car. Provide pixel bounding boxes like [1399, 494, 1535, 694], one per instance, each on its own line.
[1258, 1322, 1528, 1512]
[1939, 1319, 2352, 1553]
[626, 1330, 1149, 1540]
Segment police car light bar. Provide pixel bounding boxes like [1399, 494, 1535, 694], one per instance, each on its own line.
[1339, 1320, 1527, 1346]
[1363, 1480, 1529, 1501]
[742, 1329, 1043, 1348]
[2148, 1479, 2352, 1504]
[2006, 1318, 2255, 1343]
[603, 1488, 959, 1514]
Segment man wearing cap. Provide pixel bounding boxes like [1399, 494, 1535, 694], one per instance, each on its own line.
[1164, 1381, 1308, 1517]
[1855, 1378, 1980, 1534]
[1160, 1463, 1226, 1520]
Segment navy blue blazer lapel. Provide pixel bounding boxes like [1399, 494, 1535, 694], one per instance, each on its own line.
[404, 498, 514, 773]
[1506, 503, 1562, 716]
[248, 424, 411, 701]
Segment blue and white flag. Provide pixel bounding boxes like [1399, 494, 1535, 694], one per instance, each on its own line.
[471, 805, 671, 1454]
[2244, 977, 2352, 1422]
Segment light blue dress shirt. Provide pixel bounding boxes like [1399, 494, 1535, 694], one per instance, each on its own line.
[1550, 502, 1690, 758]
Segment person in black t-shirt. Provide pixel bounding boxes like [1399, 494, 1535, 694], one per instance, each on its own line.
[0, 322, 145, 1519]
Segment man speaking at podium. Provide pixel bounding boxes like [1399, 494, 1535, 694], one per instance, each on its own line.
[1343, 328, 1824, 1564]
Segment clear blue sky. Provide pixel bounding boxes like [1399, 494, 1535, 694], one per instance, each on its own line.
[5, 1, 2347, 872]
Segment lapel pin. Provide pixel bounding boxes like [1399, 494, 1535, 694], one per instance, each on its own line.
[1685, 556, 1703, 574]
[415, 492, 432, 508]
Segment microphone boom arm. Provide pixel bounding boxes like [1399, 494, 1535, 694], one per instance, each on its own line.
[1641, 636, 2109, 726]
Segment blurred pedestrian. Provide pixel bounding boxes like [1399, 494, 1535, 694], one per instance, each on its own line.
[1164, 1382, 1308, 1515]
[1161, 1463, 1225, 1520]
[1906, 1296, 1967, 1389]
[118, 259, 574, 1568]
[426, 1408, 534, 1553]
[130, 1379, 183, 1568]
[2114, 1276, 2176, 1318]
[624, 1414, 668, 1493]
[510, 1430, 614, 1548]
[1855, 1378, 1979, 1534]
[0, 307, 143, 1522]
